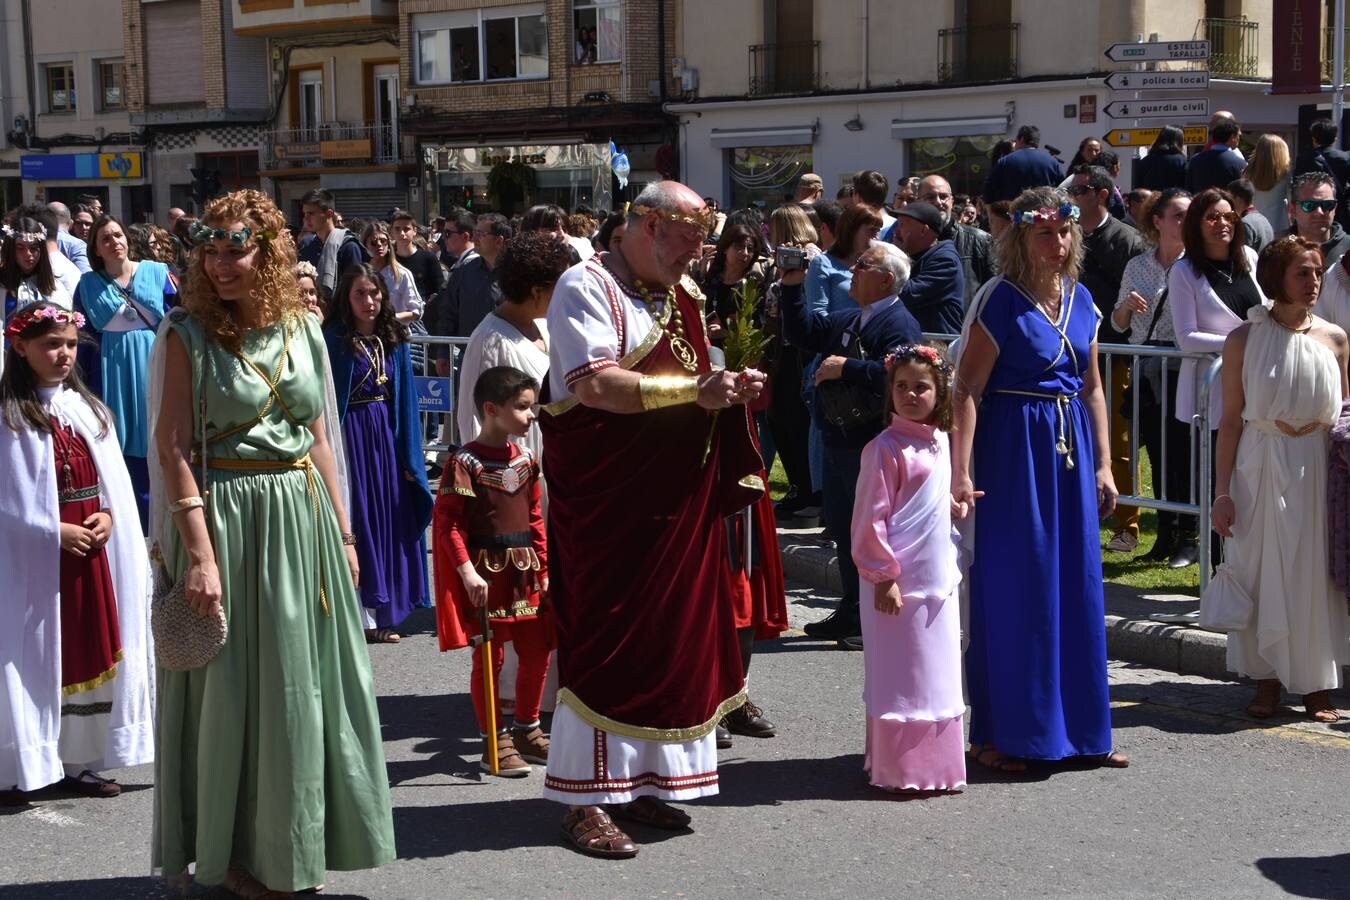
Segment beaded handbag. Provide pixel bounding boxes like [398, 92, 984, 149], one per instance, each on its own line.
[151, 360, 227, 671]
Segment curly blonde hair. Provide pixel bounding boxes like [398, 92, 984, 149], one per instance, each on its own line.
[994, 186, 1085, 290]
[183, 189, 302, 352]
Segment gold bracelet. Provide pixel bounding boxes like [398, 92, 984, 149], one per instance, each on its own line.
[341, 531, 357, 546]
[169, 496, 205, 513]
[639, 375, 699, 411]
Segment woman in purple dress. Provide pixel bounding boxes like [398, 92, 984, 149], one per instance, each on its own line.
[324, 263, 432, 643]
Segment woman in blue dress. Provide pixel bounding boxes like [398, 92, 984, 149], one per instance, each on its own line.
[952, 186, 1129, 771]
[323, 263, 432, 643]
[75, 215, 176, 530]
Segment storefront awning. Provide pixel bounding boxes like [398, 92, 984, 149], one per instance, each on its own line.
[709, 124, 816, 149]
[890, 116, 1007, 141]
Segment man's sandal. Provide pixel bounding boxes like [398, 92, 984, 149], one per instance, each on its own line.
[967, 744, 1027, 773]
[1304, 690, 1341, 723]
[606, 795, 692, 831]
[561, 806, 639, 859]
[1246, 679, 1282, 719]
[224, 865, 290, 900]
[364, 628, 401, 644]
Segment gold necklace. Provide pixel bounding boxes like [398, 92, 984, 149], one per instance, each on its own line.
[357, 334, 389, 385]
[635, 281, 698, 372]
[1271, 308, 1313, 333]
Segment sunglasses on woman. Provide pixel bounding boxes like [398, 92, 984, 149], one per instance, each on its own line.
[1203, 211, 1240, 225]
[1297, 199, 1338, 214]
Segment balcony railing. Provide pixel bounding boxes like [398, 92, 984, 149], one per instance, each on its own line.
[1322, 27, 1350, 83]
[937, 23, 1018, 84]
[748, 41, 820, 96]
[265, 123, 403, 170]
[1196, 17, 1259, 78]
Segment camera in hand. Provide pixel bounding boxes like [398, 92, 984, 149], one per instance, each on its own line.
[775, 245, 808, 271]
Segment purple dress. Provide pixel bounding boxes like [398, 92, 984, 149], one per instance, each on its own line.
[344, 338, 427, 629]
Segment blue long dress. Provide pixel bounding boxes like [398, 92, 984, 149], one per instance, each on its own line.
[965, 277, 1113, 761]
[326, 329, 432, 629]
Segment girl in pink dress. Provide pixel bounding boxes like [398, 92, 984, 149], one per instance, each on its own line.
[851, 344, 967, 793]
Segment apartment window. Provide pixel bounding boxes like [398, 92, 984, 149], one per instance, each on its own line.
[298, 70, 323, 139]
[98, 60, 125, 111]
[574, 0, 621, 64]
[413, 6, 547, 85]
[45, 63, 76, 113]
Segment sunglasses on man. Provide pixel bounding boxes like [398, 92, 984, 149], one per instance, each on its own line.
[1297, 199, 1338, 214]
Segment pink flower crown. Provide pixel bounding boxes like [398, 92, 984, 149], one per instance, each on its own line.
[884, 343, 950, 375]
[1011, 202, 1080, 227]
[5, 305, 85, 339]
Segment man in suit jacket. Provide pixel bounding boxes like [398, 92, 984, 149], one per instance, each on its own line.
[1294, 118, 1350, 230]
[1186, 120, 1247, 193]
[45, 201, 91, 273]
[982, 125, 1063, 203]
[779, 241, 922, 646]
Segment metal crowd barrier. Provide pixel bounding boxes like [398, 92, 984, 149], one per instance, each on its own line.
[408, 334, 472, 454]
[923, 332, 1222, 594]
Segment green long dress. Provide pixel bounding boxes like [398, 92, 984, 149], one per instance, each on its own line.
[153, 309, 395, 892]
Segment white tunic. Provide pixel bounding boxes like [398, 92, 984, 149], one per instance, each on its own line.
[455, 311, 550, 458]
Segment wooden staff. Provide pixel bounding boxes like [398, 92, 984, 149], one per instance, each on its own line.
[474, 603, 498, 775]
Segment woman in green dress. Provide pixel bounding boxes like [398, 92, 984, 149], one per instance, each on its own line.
[149, 190, 395, 897]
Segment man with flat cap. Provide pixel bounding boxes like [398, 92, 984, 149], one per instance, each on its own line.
[891, 201, 966, 334]
[795, 173, 824, 205]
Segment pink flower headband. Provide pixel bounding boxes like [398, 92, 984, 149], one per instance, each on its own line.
[884, 343, 950, 375]
[1011, 202, 1080, 227]
[0, 222, 48, 244]
[5, 305, 85, 339]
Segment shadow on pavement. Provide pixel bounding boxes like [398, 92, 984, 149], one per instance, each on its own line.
[0, 875, 372, 899]
[1255, 852, 1350, 899]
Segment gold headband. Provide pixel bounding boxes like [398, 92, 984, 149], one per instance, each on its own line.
[630, 204, 716, 233]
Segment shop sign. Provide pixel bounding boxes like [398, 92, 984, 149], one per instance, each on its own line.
[99, 152, 142, 179]
[321, 139, 372, 160]
[1102, 126, 1208, 148]
[22, 151, 145, 181]
[274, 142, 321, 161]
[481, 152, 547, 167]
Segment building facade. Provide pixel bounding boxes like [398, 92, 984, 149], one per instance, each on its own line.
[668, 0, 1323, 206]
[1, 0, 149, 219]
[401, 0, 680, 219]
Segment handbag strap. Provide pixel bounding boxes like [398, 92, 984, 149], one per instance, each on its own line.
[1142, 286, 1170, 344]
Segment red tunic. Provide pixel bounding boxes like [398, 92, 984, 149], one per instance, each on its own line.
[433, 441, 548, 651]
[539, 283, 765, 737]
[728, 438, 788, 639]
[52, 419, 122, 693]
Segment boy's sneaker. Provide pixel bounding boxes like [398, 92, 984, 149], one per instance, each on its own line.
[481, 731, 531, 777]
[512, 725, 551, 765]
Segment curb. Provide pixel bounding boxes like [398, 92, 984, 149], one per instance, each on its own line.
[777, 530, 1233, 681]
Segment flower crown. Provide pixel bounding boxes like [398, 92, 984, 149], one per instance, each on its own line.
[5, 305, 85, 339]
[188, 221, 277, 245]
[884, 343, 950, 375]
[1011, 202, 1080, 227]
[0, 222, 48, 243]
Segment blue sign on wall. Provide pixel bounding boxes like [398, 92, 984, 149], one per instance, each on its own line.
[415, 376, 454, 413]
[21, 152, 145, 181]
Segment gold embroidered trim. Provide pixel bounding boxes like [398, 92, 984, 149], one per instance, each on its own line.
[473, 546, 541, 574]
[738, 474, 766, 492]
[544, 296, 674, 417]
[452, 485, 475, 497]
[557, 685, 748, 742]
[60, 650, 123, 697]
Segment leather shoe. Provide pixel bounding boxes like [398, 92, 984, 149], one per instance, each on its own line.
[838, 634, 864, 651]
[1168, 542, 1199, 569]
[561, 806, 638, 860]
[803, 609, 860, 640]
[715, 722, 732, 749]
[1140, 537, 1176, 563]
[724, 700, 776, 738]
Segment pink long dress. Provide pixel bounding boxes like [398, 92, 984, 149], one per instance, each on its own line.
[851, 417, 967, 792]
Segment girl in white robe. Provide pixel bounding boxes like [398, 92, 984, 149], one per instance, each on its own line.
[0, 302, 153, 802]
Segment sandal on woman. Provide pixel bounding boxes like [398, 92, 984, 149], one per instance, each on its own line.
[1088, 750, 1130, 768]
[1303, 690, 1341, 723]
[561, 806, 639, 859]
[967, 744, 1027, 773]
[364, 628, 401, 644]
[1246, 679, 1282, 719]
[606, 795, 692, 831]
[224, 864, 292, 899]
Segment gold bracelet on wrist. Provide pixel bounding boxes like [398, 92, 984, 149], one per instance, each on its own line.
[341, 531, 358, 546]
[169, 496, 205, 513]
[638, 374, 699, 411]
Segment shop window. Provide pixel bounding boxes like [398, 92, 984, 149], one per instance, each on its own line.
[907, 134, 1000, 200]
[574, 0, 621, 64]
[728, 145, 812, 210]
[98, 60, 125, 111]
[414, 6, 547, 85]
[45, 62, 76, 113]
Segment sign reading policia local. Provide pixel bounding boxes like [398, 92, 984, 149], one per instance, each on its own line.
[21, 152, 144, 180]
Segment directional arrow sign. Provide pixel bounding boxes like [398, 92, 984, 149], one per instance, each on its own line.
[1103, 126, 1209, 148]
[1104, 97, 1210, 120]
[1104, 70, 1210, 91]
[1104, 40, 1209, 62]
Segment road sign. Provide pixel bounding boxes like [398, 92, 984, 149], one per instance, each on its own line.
[414, 376, 454, 413]
[1103, 126, 1209, 148]
[1104, 70, 1210, 91]
[1105, 40, 1209, 62]
[1104, 98, 1210, 120]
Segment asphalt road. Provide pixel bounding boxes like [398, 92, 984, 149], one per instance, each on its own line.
[3, 583, 1349, 900]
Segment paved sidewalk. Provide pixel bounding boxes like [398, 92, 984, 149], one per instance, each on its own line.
[775, 523, 1344, 689]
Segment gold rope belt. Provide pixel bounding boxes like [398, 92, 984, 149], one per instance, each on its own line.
[203, 453, 331, 616]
